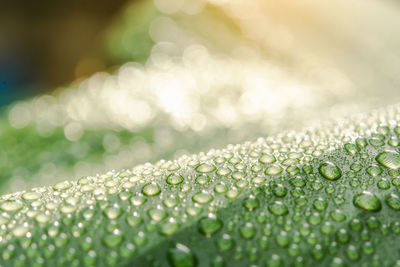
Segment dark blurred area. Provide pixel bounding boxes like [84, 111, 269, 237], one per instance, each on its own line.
[0, 0, 130, 106]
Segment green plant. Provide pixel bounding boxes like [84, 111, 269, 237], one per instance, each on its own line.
[1, 104, 400, 266]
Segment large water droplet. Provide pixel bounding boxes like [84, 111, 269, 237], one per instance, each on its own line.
[353, 191, 382, 211]
[376, 151, 400, 170]
[319, 162, 341, 181]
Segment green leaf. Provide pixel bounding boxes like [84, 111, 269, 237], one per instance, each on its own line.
[1, 104, 400, 266]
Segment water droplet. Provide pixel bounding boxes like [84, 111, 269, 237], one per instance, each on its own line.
[336, 228, 350, 243]
[290, 177, 306, 187]
[276, 230, 290, 247]
[377, 178, 390, 190]
[120, 243, 136, 258]
[265, 165, 283, 176]
[216, 167, 231, 176]
[346, 244, 360, 261]
[195, 175, 210, 185]
[226, 188, 240, 199]
[192, 192, 213, 204]
[104, 206, 123, 220]
[130, 196, 147, 206]
[266, 254, 282, 267]
[243, 196, 259, 211]
[126, 213, 143, 227]
[83, 250, 97, 266]
[142, 183, 161, 196]
[240, 222, 256, 239]
[353, 191, 381, 211]
[103, 230, 123, 248]
[319, 162, 341, 181]
[159, 218, 179, 236]
[35, 213, 51, 224]
[376, 151, 400, 170]
[53, 181, 72, 191]
[313, 197, 328, 211]
[148, 208, 167, 221]
[259, 154, 276, 164]
[386, 194, 400, 210]
[268, 201, 289, 216]
[167, 243, 196, 267]
[216, 234, 233, 251]
[13, 225, 29, 237]
[1, 200, 23, 212]
[214, 183, 228, 193]
[167, 174, 184, 185]
[272, 184, 287, 197]
[22, 192, 42, 201]
[198, 214, 222, 237]
[163, 197, 179, 208]
[195, 163, 216, 173]
[330, 209, 346, 222]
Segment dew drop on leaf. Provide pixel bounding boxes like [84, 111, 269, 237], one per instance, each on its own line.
[142, 183, 161, 196]
[376, 151, 400, 170]
[353, 191, 382, 211]
[198, 214, 222, 237]
[167, 243, 197, 267]
[319, 162, 342, 181]
[195, 163, 216, 173]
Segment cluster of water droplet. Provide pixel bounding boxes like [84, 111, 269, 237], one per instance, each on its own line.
[1, 104, 400, 266]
